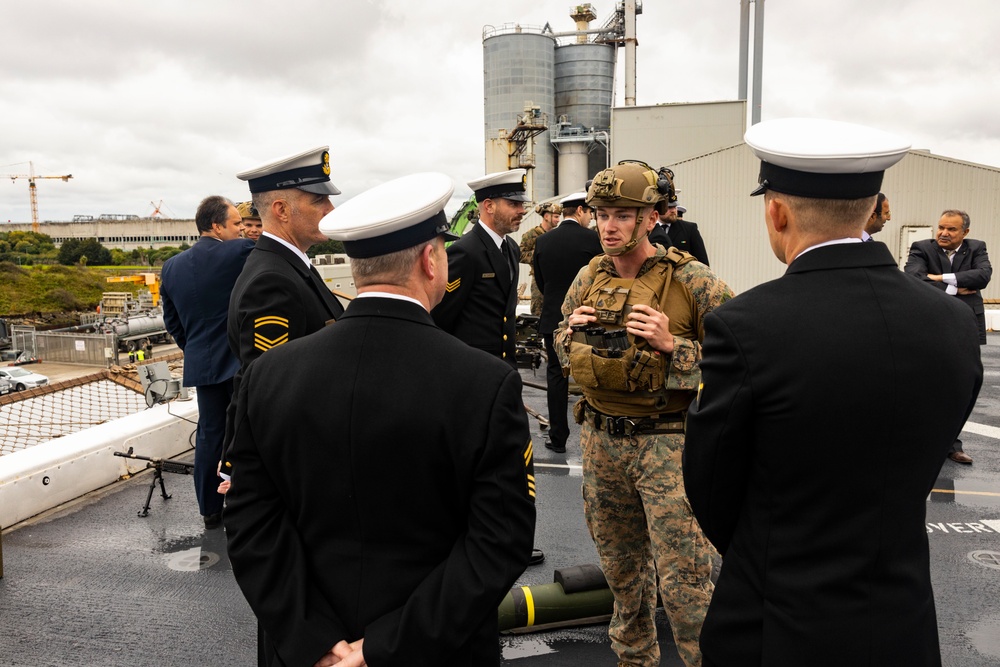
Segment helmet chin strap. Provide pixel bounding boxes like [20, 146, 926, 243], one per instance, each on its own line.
[601, 208, 649, 256]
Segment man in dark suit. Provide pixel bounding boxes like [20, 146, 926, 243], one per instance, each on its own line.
[160, 195, 254, 528]
[432, 168, 528, 367]
[220, 147, 346, 480]
[862, 192, 890, 241]
[904, 209, 992, 464]
[532, 191, 601, 453]
[225, 172, 536, 667]
[684, 118, 983, 667]
[652, 199, 710, 265]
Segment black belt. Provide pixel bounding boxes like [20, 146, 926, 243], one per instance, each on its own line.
[584, 403, 686, 437]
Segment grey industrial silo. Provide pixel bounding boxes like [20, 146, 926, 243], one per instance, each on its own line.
[483, 26, 557, 200]
[553, 42, 616, 192]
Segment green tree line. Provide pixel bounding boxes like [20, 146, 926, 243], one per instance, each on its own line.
[0, 231, 188, 267]
[0, 230, 344, 268]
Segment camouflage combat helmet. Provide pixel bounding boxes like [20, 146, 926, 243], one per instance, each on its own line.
[586, 161, 670, 209]
[534, 201, 560, 216]
[235, 200, 260, 220]
[587, 161, 671, 256]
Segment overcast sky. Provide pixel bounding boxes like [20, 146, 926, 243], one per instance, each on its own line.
[2, 0, 998, 223]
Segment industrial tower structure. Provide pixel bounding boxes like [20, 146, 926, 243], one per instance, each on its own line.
[482, 2, 640, 201]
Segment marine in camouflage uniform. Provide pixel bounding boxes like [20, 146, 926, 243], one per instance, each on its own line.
[520, 202, 560, 316]
[554, 162, 733, 667]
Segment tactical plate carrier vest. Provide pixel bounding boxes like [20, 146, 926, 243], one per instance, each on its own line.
[569, 247, 699, 416]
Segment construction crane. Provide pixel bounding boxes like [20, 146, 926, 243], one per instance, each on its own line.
[148, 200, 173, 218]
[3, 161, 73, 233]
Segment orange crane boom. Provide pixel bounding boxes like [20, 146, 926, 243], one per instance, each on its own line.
[106, 273, 160, 307]
[3, 161, 73, 233]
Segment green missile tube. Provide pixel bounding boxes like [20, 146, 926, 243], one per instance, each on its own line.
[498, 582, 615, 633]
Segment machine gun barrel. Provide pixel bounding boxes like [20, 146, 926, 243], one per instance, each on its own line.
[113, 447, 194, 474]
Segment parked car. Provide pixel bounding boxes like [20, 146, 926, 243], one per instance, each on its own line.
[0, 376, 10, 395]
[0, 367, 49, 391]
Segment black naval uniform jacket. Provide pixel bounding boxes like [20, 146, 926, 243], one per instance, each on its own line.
[224, 297, 536, 667]
[221, 234, 345, 466]
[532, 219, 603, 337]
[432, 221, 519, 366]
[650, 219, 710, 265]
[904, 237, 992, 342]
[684, 242, 983, 667]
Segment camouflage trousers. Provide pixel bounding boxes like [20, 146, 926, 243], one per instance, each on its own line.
[579, 421, 714, 667]
[530, 277, 543, 317]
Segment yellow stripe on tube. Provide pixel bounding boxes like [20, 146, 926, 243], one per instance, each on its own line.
[522, 586, 535, 627]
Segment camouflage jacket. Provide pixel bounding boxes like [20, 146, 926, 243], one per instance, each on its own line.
[555, 244, 734, 399]
[518, 225, 546, 272]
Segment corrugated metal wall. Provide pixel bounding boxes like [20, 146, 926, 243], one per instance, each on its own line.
[668, 143, 781, 296]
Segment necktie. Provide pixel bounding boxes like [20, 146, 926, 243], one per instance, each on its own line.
[501, 240, 513, 279]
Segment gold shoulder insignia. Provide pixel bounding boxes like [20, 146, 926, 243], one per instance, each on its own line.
[445, 278, 461, 292]
[254, 315, 290, 352]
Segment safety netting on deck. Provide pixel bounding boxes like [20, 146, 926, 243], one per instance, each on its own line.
[0, 362, 182, 456]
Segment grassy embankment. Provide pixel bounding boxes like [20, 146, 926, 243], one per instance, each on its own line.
[0, 262, 145, 315]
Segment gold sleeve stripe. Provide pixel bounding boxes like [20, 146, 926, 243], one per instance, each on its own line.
[255, 316, 289, 328]
[445, 278, 461, 292]
[254, 333, 289, 351]
[524, 441, 536, 497]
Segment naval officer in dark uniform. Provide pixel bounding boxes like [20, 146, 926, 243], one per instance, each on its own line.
[220, 146, 346, 480]
[683, 118, 984, 667]
[431, 168, 544, 565]
[432, 168, 527, 367]
[225, 172, 536, 667]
